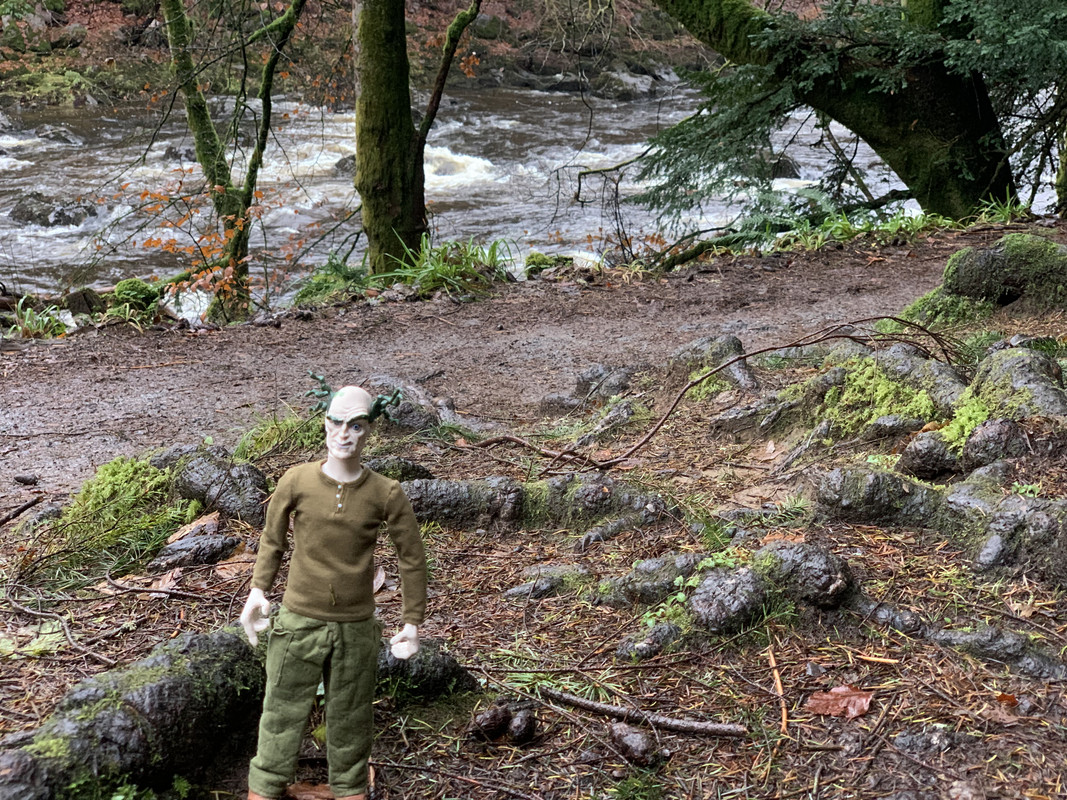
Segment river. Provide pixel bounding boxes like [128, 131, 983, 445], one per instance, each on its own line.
[0, 84, 909, 302]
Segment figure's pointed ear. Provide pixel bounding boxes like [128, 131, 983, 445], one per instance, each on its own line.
[368, 388, 403, 422]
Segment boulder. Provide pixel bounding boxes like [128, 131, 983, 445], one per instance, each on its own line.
[961, 418, 1029, 471]
[671, 334, 759, 392]
[154, 445, 268, 526]
[897, 431, 959, 479]
[10, 191, 97, 227]
[752, 542, 854, 609]
[689, 567, 769, 634]
[968, 347, 1067, 418]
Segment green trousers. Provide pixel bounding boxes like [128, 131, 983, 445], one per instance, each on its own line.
[248, 607, 382, 799]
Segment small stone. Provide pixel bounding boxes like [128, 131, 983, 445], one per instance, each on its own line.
[13, 474, 39, 485]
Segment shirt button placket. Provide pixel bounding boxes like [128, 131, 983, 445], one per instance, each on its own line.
[336, 484, 343, 511]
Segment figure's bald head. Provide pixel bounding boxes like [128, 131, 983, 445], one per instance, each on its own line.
[326, 386, 374, 424]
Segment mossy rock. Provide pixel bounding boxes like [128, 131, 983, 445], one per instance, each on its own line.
[943, 232, 1067, 308]
[111, 278, 159, 311]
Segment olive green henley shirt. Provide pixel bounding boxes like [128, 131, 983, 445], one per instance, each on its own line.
[252, 461, 427, 625]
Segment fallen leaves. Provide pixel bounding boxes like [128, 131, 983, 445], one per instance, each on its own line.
[804, 685, 874, 719]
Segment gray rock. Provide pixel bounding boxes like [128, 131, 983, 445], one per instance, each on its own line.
[169, 446, 268, 526]
[897, 431, 959, 479]
[671, 334, 759, 391]
[872, 343, 968, 413]
[961, 418, 1028, 471]
[689, 567, 769, 634]
[974, 533, 1009, 571]
[10, 190, 98, 227]
[969, 348, 1067, 418]
[847, 595, 926, 636]
[505, 564, 589, 599]
[616, 622, 682, 661]
[597, 552, 707, 608]
[816, 466, 941, 527]
[608, 722, 669, 766]
[364, 456, 433, 482]
[753, 542, 854, 609]
[861, 415, 925, 440]
[376, 637, 480, 698]
[146, 533, 241, 573]
[575, 364, 638, 401]
[60, 287, 105, 315]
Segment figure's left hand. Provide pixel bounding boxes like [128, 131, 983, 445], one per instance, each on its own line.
[390, 623, 419, 659]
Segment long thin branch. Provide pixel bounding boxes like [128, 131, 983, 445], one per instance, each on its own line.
[416, 0, 482, 152]
[538, 685, 747, 737]
[4, 590, 116, 667]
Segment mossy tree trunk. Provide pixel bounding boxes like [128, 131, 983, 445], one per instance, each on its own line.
[160, 0, 306, 319]
[353, 0, 481, 275]
[353, 0, 425, 275]
[651, 0, 1017, 218]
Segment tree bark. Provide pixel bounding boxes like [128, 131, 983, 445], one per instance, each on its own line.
[651, 0, 1016, 218]
[353, 0, 425, 274]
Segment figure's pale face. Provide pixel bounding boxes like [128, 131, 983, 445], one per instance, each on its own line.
[324, 415, 369, 462]
[324, 386, 374, 465]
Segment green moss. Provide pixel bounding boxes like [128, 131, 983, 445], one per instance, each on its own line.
[24, 734, 72, 760]
[520, 480, 551, 526]
[685, 368, 730, 400]
[819, 358, 937, 434]
[234, 410, 324, 461]
[29, 457, 197, 587]
[112, 278, 160, 311]
[892, 286, 995, 329]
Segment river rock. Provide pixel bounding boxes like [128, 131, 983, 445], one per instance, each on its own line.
[961, 418, 1028, 471]
[158, 445, 269, 526]
[897, 431, 959, 479]
[872, 343, 967, 413]
[753, 542, 854, 609]
[49, 23, 87, 49]
[968, 347, 1067, 418]
[671, 334, 759, 391]
[59, 287, 106, 315]
[689, 567, 769, 634]
[10, 190, 98, 227]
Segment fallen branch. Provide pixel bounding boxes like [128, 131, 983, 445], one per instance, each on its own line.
[4, 590, 116, 667]
[538, 685, 747, 738]
[0, 494, 44, 527]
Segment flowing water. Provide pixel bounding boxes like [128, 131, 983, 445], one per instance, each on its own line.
[0, 84, 913, 301]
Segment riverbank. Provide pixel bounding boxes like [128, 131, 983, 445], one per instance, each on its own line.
[0, 0, 712, 109]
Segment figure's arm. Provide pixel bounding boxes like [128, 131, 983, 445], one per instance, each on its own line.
[241, 473, 295, 646]
[386, 482, 427, 659]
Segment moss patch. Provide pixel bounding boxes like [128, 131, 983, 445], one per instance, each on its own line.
[819, 358, 937, 434]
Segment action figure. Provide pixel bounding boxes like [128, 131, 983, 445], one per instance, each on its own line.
[241, 386, 426, 800]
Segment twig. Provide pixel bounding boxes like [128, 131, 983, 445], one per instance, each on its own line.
[0, 494, 44, 527]
[538, 685, 747, 737]
[4, 591, 116, 667]
[105, 572, 205, 601]
[767, 641, 788, 735]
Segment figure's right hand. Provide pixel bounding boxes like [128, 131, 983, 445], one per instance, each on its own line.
[240, 587, 271, 647]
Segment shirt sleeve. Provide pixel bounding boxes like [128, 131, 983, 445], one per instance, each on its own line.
[385, 481, 427, 625]
[252, 469, 296, 592]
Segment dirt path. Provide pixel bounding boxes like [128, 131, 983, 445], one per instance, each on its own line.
[0, 234, 973, 507]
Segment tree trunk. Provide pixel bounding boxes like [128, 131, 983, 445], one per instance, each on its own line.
[651, 0, 1017, 218]
[353, 0, 426, 274]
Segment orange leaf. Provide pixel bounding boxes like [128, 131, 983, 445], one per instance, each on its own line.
[804, 685, 874, 719]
